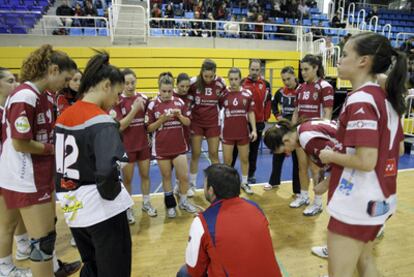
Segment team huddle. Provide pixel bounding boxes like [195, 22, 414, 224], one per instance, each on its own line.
[0, 31, 408, 277]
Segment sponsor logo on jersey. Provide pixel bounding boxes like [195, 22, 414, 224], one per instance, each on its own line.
[15, 116, 31, 133]
[384, 158, 397, 176]
[38, 192, 51, 201]
[109, 109, 117, 119]
[46, 109, 52, 123]
[313, 92, 319, 100]
[354, 107, 365, 115]
[37, 113, 46, 124]
[338, 177, 354, 196]
[62, 194, 83, 222]
[195, 96, 201, 105]
[36, 129, 48, 143]
[243, 99, 247, 106]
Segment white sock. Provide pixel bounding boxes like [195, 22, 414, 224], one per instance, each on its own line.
[189, 173, 197, 185]
[0, 255, 14, 275]
[301, 190, 309, 199]
[242, 175, 248, 184]
[53, 252, 59, 273]
[180, 194, 187, 204]
[14, 233, 30, 253]
[314, 195, 323, 205]
[143, 194, 150, 204]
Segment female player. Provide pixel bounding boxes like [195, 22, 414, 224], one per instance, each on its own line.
[0, 67, 31, 277]
[112, 68, 157, 224]
[56, 70, 82, 115]
[265, 66, 300, 194]
[146, 75, 197, 218]
[221, 67, 257, 194]
[319, 32, 406, 277]
[55, 52, 133, 277]
[290, 54, 334, 216]
[0, 45, 80, 277]
[188, 59, 226, 193]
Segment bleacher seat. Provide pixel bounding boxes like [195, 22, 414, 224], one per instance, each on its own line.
[84, 28, 96, 36]
[97, 8, 104, 16]
[303, 19, 311, 26]
[150, 28, 162, 36]
[98, 28, 108, 36]
[69, 27, 82, 36]
[0, 26, 9, 33]
[11, 26, 26, 33]
[184, 12, 193, 19]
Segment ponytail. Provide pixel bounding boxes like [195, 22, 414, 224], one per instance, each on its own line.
[386, 50, 407, 116]
[301, 54, 325, 78]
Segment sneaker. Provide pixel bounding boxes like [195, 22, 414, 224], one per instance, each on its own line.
[179, 199, 197, 213]
[311, 245, 328, 259]
[70, 237, 76, 247]
[263, 183, 279, 191]
[289, 195, 310, 208]
[1, 267, 32, 277]
[126, 207, 135, 225]
[303, 202, 323, 216]
[142, 202, 158, 217]
[167, 207, 177, 218]
[15, 246, 30, 261]
[54, 260, 81, 277]
[241, 183, 254, 195]
[187, 184, 196, 198]
[247, 176, 256, 184]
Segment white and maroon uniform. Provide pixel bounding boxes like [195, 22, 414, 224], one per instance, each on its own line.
[112, 93, 150, 162]
[220, 88, 255, 145]
[188, 76, 226, 138]
[0, 82, 55, 209]
[145, 96, 190, 159]
[327, 83, 403, 240]
[298, 119, 338, 169]
[295, 79, 334, 119]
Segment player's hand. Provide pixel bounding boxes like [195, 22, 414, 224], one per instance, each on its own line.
[319, 148, 334, 164]
[172, 109, 182, 117]
[132, 98, 145, 111]
[250, 131, 257, 142]
[159, 113, 173, 123]
[314, 178, 329, 194]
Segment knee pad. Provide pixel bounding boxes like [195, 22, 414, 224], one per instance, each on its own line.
[164, 194, 177, 209]
[30, 231, 56, 262]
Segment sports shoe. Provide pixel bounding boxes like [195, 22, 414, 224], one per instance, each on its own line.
[15, 246, 30, 261]
[1, 267, 32, 277]
[247, 176, 256, 184]
[289, 195, 310, 208]
[126, 207, 135, 225]
[311, 245, 328, 259]
[142, 202, 157, 217]
[263, 183, 279, 191]
[241, 183, 254, 195]
[303, 202, 323, 216]
[167, 207, 177, 218]
[187, 184, 196, 198]
[179, 199, 197, 213]
[54, 260, 81, 277]
[70, 237, 76, 247]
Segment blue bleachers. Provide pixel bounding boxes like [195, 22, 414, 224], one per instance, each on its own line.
[98, 28, 107, 36]
[69, 27, 82, 36]
[84, 28, 96, 36]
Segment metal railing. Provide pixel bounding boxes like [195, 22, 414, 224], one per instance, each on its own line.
[39, 15, 109, 36]
[396, 32, 414, 46]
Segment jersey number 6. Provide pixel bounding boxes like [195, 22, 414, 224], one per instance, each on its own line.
[55, 133, 80, 180]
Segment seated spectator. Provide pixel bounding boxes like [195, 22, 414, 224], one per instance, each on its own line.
[83, 0, 97, 27]
[278, 18, 294, 40]
[271, 0, 282, 17]
[399, 37, 414, 54]
[183, 0, 194, 12]
[240, 16, 253, 39]
[56, 0, 74, 26]
[224, 15, 240, 38]
[311, 22, 325, 40]
[331, 11, 346, 28]
[202, 12, 216, 37]
[298, 0, 310, 20]
[215, 2, 227, 20]
[163, 3, 174, 28]
[366, 5, 378, 22]
[190, 11, 203, 37]
[150, 3, 162, 27]
[194, 0, 205, 17]
[254, 13, 264, 39]
[176, 164, 283, 277]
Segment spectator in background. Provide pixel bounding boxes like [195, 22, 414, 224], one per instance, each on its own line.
[224, 15, 240, 38]
[215, 2, 227, 20]
[399, 37, 414, 54]
[203, 12, 216, 37]
[240, 16, 252, 39]
[331, 11, 346, 28]
[150, 3, 162, 27]
[190, 11, 203, 37]
[254, 13, 264, 39]
[312, 21, 325, 40]
[183, 0, 194, 12]
[298, 0, 310, 20]
[163, 3, 175, 28]
[366, 5, 378, 22]
[56, 0, 74, 26]
[337, 33, 351, 52]
[279, 18, 294, 40]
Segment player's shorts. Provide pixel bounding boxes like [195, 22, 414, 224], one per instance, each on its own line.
[0, 185, 54, 209]
[191, 123, 220, 138]
[127, 147, 151, 163]
[222, 137, 250, 146]
[155, 152, 186, 161]
[328, 216, 383, 243]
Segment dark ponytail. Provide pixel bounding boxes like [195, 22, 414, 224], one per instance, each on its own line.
[350, 32, 407, 115]
[196, 59, 216, 93]
[301, 54, 325, 78]
[78, 51, 124, 96]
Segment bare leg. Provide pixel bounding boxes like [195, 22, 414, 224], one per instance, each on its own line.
[222, 144, 234, 166]
[206, 136, 220, 164]
[122, 163, 135, 194]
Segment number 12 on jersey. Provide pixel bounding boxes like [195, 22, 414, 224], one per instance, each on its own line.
[55, 133, 80, 180]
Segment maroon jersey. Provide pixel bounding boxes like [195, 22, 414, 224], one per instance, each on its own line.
[173, 90, 192, 142]
[188, 76, 226, 127]
[0, 106, 4, 152]
[220, 88, 255, 140]
[327, 83, 403, 225]
[0, 82, 55, 193]
[297, 119, 338, 168]
[112, 93, 148, 152]
[145, 96, 190, 157]
[295, 79, 334, 119]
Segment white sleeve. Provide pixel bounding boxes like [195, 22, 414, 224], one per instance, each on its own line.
[185, 216, 205, 267]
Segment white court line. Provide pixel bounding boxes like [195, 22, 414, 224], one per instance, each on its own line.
[131, 168, 414, 198]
